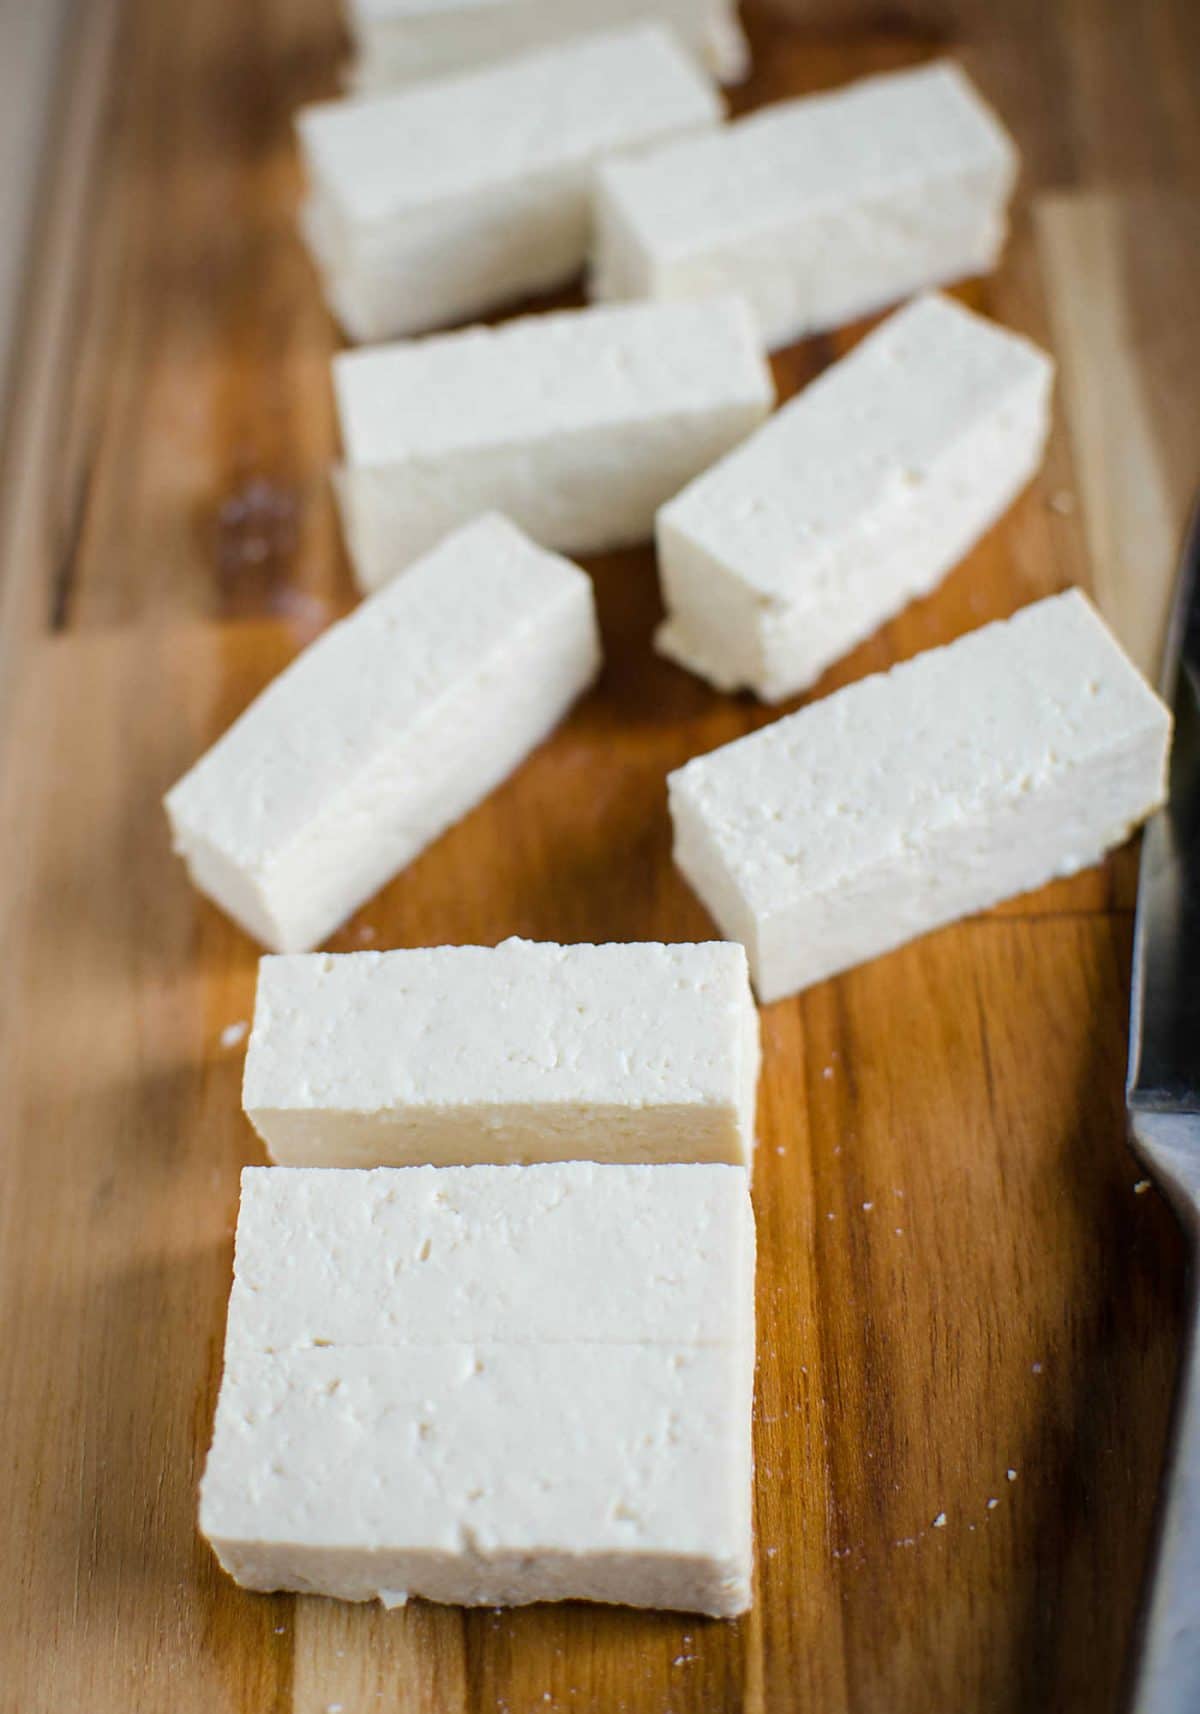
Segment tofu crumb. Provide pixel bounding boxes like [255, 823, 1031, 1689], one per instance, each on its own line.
[862, 1201, 873, 1211]
[987, 1498, 999, 1510]
[932, 1512, 947, 1529]
[1007, 1468, 1018, 1481]
[220, 1020, 248, 1049]
[1134, 1179, 1151, 1195]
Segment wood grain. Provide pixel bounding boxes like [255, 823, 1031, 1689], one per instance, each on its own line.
[1, 3, 1198, 1711]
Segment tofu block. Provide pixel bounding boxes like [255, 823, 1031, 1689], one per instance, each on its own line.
[223, 1161, 757, 1352]
[346, 0, 750, 93]
[591, 61, 1019, 350]
[200, 1163, 756, 1616]
[164, 516, 600, 953]
[242, 939, 760, 1166]
[334, 297, 774, 590]
[297, 25, 723, 342]
[655, 294, 1054, 702]
[668, 591, 1172, 1001]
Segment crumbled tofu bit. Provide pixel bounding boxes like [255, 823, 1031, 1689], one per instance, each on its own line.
[1134, 1179, 1152, 1194]
[986, 1498, 999, 1510]
[932, 1513, 947, 1529]
[862, 1201, 873, 1211]
[220, 1020, 248, 1049]
[1007, 1468, 1018, 1481]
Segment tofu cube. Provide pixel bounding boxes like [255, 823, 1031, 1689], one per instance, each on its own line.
[592, 61, 1018, 351]
[164, 516, 600, 953]
[655, 293, 1054, 703]
[298, 25, 723, 342]
[200, 1163, 756, 1616]
[242, 939, 760, 1167]
[333, 297, 774, 590]
[345, 0, 750, 93]
[668, 591, 1172, 1001]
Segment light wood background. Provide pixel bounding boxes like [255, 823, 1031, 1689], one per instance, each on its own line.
[1, 2, 1198, 1710]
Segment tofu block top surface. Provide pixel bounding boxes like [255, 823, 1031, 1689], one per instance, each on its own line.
[660, 293, 1053, 602]
[333, 298, 773, 467]
[164, 514, 593, 870]
[243, 938, 756, 1112]
[297, 24, 722, 228]
[597, 61, 1016, 253]
[669, 591, 1172, 915]
[225, 1159, 755, 1353]
[202, 1342, 749, 1564]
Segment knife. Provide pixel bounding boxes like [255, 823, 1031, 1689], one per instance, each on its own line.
[1126, 498, 1200, 1714]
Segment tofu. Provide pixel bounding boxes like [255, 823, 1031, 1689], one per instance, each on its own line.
[333, 298, 774, 590]
[297, 25, 724, 342]
[655, 294, 1054, 703]
[224, 1161, 756, 1352]
[164, 516, 600, 953]
[591, 61, 1019, 350]
[242, 939, 760, 1166]
[668, 591, 1172, 1001]
[345, 0, 750, 93]
[200, 1163, 756, 1616]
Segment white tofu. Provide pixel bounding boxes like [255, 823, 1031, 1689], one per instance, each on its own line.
[668, 591, 1172, 1001]
[655, 294, 1054, 703]
[242, 939, 760, 1166]
[224, 1161, 756, 1351]
[297, 26, 723, 342]
[345, 0, 750, 92]
[333, 298, 774, 589]
[200, 1162, 756, 1616]
[164, 516, 600, 953]
[591, 61, 1019, 350]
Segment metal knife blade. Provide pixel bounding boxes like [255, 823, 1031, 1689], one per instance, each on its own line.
[1127, 501, 1200, 1119]
[1125, 499, 1200, 1714]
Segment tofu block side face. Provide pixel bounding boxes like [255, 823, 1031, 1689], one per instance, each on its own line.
[296, 26, 724, 341]
[202, 1162, 756, 1616]
[655, 294, 1055, 701]
[331, 299, 775, 585]
[346, 0, 750, 91]
[200, 1343, 753, 1616]
[590, 60, 1018, 348]
[242, 940, 759, 1165]
[668, 592, 1172, 999]
[164, 516, 601, 951]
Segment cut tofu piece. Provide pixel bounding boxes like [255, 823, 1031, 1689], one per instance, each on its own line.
[591, 61, 1019, 350]
[668, 591, 1172, 1001]
[200, 1162, 756, 1616]
[346, 0, 750, 92]
[655, 294, 1054, 703]
[242, 939, 760, 1166]
[297, 25, 723, 342]
[333, 297, 774, 590]
[224, 1161, 757, 1351]
[201, 1342, 753, 1615]
[164, 516, 600, 953]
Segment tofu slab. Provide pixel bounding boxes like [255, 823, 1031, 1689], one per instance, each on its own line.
[164, 516, 600, 953]
[668, 591, 1172, 1001]
[224, 1161, 756, 1351]
[333, 298, 774, 589]
[200, 1163, 756, 1616]
[346, 0, 750, 92]
[242, 940, 760, 1166]
[591, 61, 1018, 350]
[298, 25, 723, 342]
[655, 294, 1054, 703]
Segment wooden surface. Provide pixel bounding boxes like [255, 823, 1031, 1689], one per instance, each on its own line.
[1, 2, 1198, 1710]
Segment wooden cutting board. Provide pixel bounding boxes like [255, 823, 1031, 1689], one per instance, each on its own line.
[2, 3, 1198, 1710]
